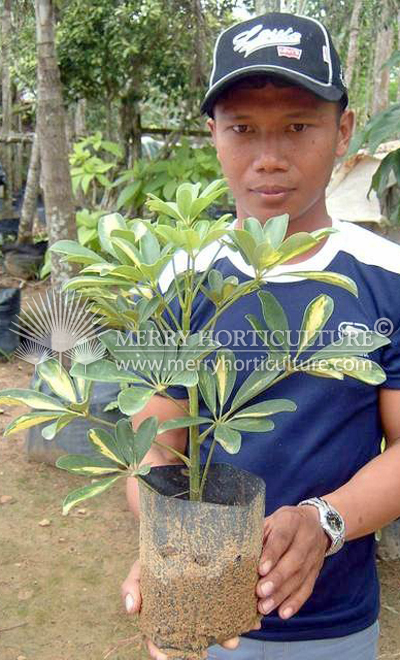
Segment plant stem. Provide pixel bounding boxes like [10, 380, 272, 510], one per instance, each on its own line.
[199, 436, 217, 500]
[200, 280, 261, 334]
[87, 415, 115, 428]
[153, 439, 191, 468]
[188, 385, 200, 500]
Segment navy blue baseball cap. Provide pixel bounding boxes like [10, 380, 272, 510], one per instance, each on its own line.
[201, 12, 348, 116]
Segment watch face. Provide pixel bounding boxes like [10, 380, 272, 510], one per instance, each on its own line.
[326, 511, 343, 533]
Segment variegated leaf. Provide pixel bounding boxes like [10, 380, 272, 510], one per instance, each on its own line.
[0, 389, 68, 412]
[296, 295, 334, 357]
[37, 360, 78, 403]
[88, 428, 128, 467]
[61, 476, 122, 515]
[56, 454, 124, 476]
[3, 412, 63, 436]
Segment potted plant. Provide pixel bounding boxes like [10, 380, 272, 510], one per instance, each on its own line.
[0, 180, 390, 659]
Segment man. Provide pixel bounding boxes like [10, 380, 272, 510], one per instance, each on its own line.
[121, 12, 400, 660]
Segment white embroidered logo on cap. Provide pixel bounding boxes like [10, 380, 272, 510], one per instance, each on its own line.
[277, 46, 302, 60]
[233, 25, 302, 58]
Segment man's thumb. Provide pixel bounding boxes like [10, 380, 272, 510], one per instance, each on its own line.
[125, 592, 138, 614]
[122, 561, 142, 614]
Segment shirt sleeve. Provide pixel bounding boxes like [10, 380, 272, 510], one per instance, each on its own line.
[380, 322, 400, 389]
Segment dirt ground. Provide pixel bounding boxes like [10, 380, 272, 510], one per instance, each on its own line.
[0, 359, 399, 660]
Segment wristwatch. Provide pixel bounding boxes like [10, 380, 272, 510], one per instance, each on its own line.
[298, 497, 346, 557]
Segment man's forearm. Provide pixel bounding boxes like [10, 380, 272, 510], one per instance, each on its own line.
[324, 439, 400, 540]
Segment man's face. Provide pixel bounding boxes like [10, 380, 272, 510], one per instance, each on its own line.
[208, 84, 354, 230]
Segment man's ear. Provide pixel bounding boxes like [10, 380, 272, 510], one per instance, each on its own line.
[207, 118, 217, 147]
[335, 109, 355, 158]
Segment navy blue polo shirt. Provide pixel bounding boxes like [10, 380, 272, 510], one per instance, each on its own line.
[157, 218, 400, 642]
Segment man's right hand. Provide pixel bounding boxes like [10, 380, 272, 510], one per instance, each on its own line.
[121, 560, 241, 660]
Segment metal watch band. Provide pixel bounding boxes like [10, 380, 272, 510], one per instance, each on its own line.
[297, 497, 346, 557]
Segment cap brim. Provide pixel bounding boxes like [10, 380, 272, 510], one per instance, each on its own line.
[201, 67, 347, 115]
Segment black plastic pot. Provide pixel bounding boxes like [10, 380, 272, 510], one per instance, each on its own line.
[138, 463, 266, 660]
[0, 287, 20, 355]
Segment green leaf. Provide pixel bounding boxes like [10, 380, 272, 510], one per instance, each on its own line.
[281, 271, 358, 297]
[167, 370, 198, 387]
[324, 357, 386, 385]
[134, 464, 152, 477]
[146, 196, 183, 222]
[214, 349, 237, 410]
[70, 360, 146, 384]
[74, 377, 93, 403]
[50, 240, 107, 265]
[102, 140, 123, 158]
[308, 331, 390, 361]
[230, 366, 283, 413]
[229, 229, 257, 266]
[263, 214, 289, 248]
[214, 424, 242, 454]
[61, 476, 122, 515]
[176, 183, 195, 219]
[88, 428, 128, 467]
[118, 387, 155, 415]
[3, 412, 63, 436]
[117, 181, 142, 210]
[114, 418, 136, 465]
[157, 416, 212, 433]
[37, 360, 78, 403]
[140, 230, 161, 264]
[296, 295, 334, 357]
[244, 218, 264, 244]
[230, 399, 297, 419]
[63, 275, 133, 291]
[258, 291, 289, 352]
[134, 416, 158, 465]
[198, 364, 217, 417]
[98, 213, 127, 258]
[41, 414, 77, 440]
[0, 389, 68, 411]
[277, 233, 318, 263]
[56, 454, 124, 476]
[226, 417, 275, 432]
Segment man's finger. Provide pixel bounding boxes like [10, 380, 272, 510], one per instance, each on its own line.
[259, 521, 294, 575]
[121, 559, 141, 614]
[147, 639, 168, 660]
[277, 574, 316, 620]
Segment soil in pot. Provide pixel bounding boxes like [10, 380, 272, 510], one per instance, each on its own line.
[139, 463, 266, 660]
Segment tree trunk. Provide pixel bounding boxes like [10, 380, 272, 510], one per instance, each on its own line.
[18, 132, 40, 244]
[14, 110, 23, 194]
[192, 0, 208, 94]
[75, 98, 87, 138]
[345, 0, 363, 89]
[35, 0, 77, 290]
[397, 10, 400, 103]
[105, 94, 114, 141]
[371, 0, 393, 115]
[254, 0, 279, 14]
[1, 0, 13, 218]
[120, 80, 142, 168]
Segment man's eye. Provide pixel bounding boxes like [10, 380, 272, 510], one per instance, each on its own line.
[289, 123, 307, 133]
[232, 125, 251, 134]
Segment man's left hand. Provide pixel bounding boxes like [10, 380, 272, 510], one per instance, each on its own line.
[256, 505, 329, 621]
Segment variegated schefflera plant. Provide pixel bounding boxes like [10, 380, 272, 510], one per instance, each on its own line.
[0, 180, 391, 512]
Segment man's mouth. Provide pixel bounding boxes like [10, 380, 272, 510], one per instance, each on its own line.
[250, 185, 295, 196]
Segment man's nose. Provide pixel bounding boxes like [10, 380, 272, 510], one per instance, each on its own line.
[252, 136, 290, 172]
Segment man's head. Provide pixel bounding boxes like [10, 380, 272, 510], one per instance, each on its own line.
[202, 13, 354, 230]
[201, 12, 348, 118]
